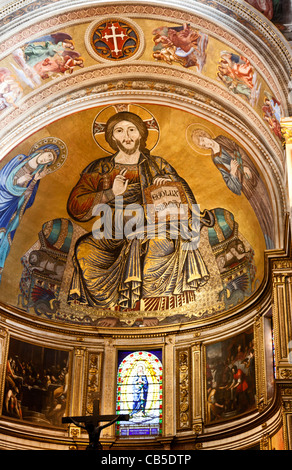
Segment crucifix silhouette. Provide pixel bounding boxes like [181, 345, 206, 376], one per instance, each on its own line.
[62, 395, 129, 450]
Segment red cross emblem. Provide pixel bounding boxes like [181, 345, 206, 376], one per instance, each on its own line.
[90, 20, 139, 61]
[101, 22, 129, 58]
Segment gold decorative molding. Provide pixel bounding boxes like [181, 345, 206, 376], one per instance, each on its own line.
[272, 257, 292, 370]
[283, 401, 292, 412]
[272, 259, 292, 270]
[277, 381, 292, 450]
[254, 317, 268, 409]
[192, 342, 203, 433]
[176, 348, 192, 431]
[193, 423, 203, 434]
[279, 368, 292, 380]
[277, 378, 292, 403]
[281, 127, 292, 145]
[0, 326, 9, 413]
[281, 118, 292, 145]
[261, 432, 271, 450]
[85, 352, 103, 416]
[68, 424, 81, 439]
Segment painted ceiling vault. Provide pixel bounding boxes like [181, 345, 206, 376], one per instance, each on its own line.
[0, 0, 290, 329]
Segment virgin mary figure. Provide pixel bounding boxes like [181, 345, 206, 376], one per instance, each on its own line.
[0, 141, 66, 280]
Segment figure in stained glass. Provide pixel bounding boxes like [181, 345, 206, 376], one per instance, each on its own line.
[116, 351, 162, 437]
[131, 364, 148, 417]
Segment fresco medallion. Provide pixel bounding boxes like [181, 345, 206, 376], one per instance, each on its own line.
[86, 17, 144, 62]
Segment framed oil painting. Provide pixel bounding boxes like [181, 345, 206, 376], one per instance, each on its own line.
[2, 337, 69, 426]
[205, 328, 256, 423]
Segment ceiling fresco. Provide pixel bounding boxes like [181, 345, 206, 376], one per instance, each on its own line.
[0, 15, 285, 132]
[0, 1, 288, 328]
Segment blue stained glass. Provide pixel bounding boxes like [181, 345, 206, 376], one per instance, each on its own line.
[129, 428, 150, 435]
[116, 350, 163, 437]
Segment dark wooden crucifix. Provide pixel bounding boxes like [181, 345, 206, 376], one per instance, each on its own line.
[62, 398, 129, 450]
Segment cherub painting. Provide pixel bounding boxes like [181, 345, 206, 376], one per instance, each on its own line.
[217, 51, 261, 105]
[262, 92, 282, 139]
[152, 23, 208, 71]
[244, 0, 273, 20]
[0, 67, 23, 109]
[11, 32, 84, 85]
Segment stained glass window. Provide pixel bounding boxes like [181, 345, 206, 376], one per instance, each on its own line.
[116, 350, 163, 437]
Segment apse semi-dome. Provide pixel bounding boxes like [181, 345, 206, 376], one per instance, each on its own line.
[0, 0, 291, 453]
[0, 0, 286, 329]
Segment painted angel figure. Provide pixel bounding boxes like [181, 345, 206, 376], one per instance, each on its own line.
[0, 142, 64, 281]
[23, 33, 75, 67]
[12, 32, 84, 84]
[152, 23, 208, 71]
[217, 52, 261, 105]
[0, 67, 23, 110]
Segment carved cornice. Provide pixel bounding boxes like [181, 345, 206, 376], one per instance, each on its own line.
[1, 67, 284, 162]
[276, 380, 292, 405]
[0, 242, 283, 340]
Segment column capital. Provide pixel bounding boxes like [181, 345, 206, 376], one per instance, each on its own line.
[281, 117, 292, 144]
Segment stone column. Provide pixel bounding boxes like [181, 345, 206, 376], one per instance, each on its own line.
[69, 347, 87, 417]
[100, 338, 117, 440]
[0, 327, 8, 412]
[280, 117, 292, 225]
[192, 342, 203, 436]
[163, 335, 175, 440]
[254, 314, 268, 410]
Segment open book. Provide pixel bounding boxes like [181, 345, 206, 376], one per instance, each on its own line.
[144, 181, 189, 223]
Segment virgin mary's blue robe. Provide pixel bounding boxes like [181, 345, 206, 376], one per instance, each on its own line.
[0, 154, 40, 277]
